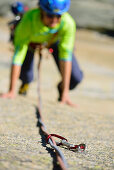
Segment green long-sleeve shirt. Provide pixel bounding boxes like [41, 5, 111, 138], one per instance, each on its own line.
[12, 8, 76, 65]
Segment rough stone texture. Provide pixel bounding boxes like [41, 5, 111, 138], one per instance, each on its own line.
[0, 17, 114, 170]
[0, 0, 114, 30]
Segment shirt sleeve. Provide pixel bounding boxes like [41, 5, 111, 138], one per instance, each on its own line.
[58, 14, 76, 61]
[12, 11, 31, 65]
[12, 45, 28, 65]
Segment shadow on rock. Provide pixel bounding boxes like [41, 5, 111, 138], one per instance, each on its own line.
[35, 106, 62, 170]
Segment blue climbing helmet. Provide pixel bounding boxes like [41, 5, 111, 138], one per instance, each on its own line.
[39, 0, 70, 15]
[11, 2, 25, 15]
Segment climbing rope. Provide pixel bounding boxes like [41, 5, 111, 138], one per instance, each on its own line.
[38, 112, 68, 170]
[37, 49, 86, 170]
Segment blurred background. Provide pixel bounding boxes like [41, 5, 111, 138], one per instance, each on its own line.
[0, 1, 114, 170]
[0, 0, 114, 35]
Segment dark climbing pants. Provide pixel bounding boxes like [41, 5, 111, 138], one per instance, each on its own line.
[20, 43, 83, 90]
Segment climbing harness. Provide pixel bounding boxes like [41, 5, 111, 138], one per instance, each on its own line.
[37, 48, 86, 170]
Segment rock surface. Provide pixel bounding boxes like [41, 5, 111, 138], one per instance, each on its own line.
[0, 17, 114, 170]
[0, 0, 114, 30]
[70, 0, 114, 31]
